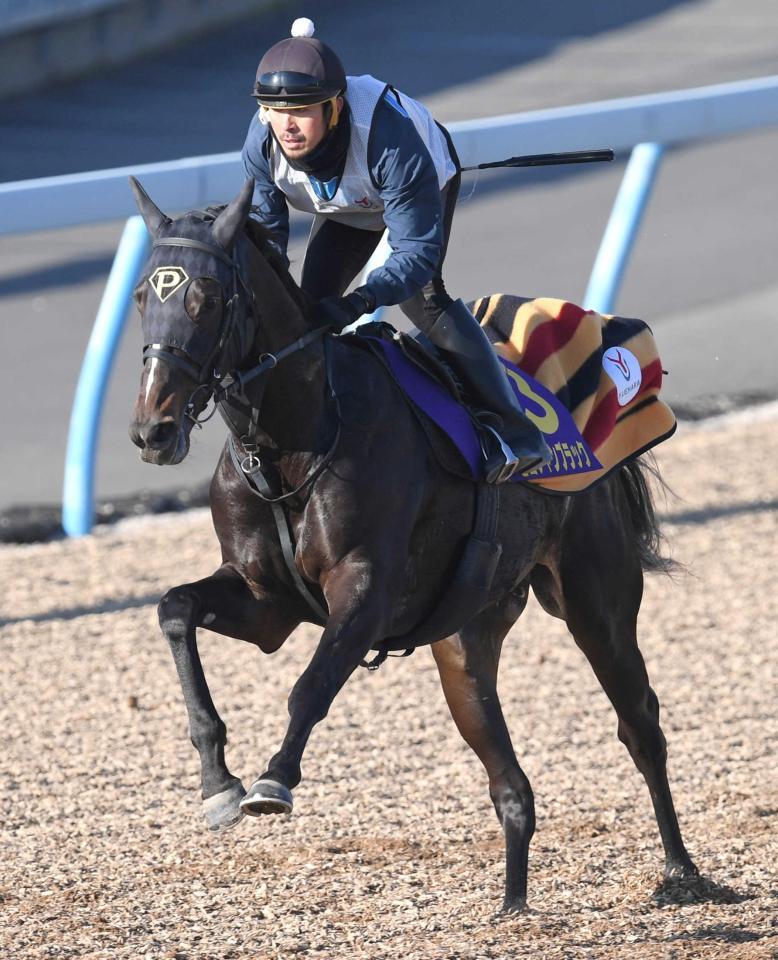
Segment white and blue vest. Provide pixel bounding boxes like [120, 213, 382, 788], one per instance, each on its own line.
[265, 74, 457, 230]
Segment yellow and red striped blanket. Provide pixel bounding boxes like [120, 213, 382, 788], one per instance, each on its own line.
[474, 294, 676, 493]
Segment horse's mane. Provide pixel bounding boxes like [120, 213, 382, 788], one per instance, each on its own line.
[243, 214, 313, 316]
[198, 205, 313, 316]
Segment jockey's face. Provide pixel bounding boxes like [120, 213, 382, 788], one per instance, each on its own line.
[265, 97, 343, 159]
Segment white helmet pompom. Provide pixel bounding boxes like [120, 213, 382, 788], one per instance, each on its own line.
[291, 17, 315, 38]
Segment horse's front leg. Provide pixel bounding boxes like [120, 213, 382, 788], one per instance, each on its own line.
[159, 565, 300, 831]
[240, 561, 390, 816]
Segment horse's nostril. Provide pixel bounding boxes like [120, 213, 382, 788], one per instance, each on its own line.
[143, 420, 179, 450]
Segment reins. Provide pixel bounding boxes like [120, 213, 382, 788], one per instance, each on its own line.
[219, 325, 331, 402]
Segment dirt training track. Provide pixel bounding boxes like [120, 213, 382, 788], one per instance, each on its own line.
[1, 413, 776, 959]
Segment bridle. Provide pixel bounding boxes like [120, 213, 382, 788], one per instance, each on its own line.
[142, 234, 257, 423]
[141, 233, 331, 427]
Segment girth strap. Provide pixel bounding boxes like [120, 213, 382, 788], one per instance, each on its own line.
[360, 482, 502, 670]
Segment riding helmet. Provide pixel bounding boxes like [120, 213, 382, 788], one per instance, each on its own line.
[253, 18, 346, 108]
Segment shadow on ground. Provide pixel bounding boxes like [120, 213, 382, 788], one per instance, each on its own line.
[0, 594, 161, 629]
[652, 874, 755, 907]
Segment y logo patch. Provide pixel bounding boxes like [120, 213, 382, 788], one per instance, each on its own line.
[603, 346, 642, 406]
[149, 266, 189, 303]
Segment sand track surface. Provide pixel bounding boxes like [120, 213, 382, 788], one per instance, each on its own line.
[1, 413, 776, 959]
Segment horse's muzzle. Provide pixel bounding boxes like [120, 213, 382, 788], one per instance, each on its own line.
[129, 416, 190, 465]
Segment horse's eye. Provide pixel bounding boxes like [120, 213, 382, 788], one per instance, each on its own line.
[185, 280, 221, 321]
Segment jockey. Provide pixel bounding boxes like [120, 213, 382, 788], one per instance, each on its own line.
[241, 18, 550, 481]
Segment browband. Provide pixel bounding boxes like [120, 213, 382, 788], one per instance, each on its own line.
[153, 237, 236, 270]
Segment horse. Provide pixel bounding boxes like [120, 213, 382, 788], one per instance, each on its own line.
[127, 176, 698, 912]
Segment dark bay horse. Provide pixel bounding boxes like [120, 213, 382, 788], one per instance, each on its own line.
[128, 177, 697, 912]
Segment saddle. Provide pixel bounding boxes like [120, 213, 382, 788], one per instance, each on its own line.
[340, 321, 480, 481]
[341, 294, 677, 494]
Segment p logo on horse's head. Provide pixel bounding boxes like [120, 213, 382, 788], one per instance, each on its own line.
[149, 266, 189, 303]
[127, 176, 257, 466]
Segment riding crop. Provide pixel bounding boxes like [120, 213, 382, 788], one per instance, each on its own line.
[460, 148, 614, 172]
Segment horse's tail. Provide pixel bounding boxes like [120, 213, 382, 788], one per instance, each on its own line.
[618, 456, 680, 575]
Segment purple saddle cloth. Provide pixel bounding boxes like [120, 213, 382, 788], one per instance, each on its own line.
[360, 334, 599, 484]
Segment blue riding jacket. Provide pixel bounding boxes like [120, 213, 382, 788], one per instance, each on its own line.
[241, 86, 458, 309]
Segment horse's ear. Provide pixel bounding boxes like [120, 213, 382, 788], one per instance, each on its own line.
[129, 176, 168, 235]
[212, 179, 254, 250]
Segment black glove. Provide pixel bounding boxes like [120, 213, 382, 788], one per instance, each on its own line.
[314, 288, 376, 331]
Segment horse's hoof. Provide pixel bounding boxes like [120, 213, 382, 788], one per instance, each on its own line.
[202, 780, 247, 832]
[499, 897, 528, 915]
[665, 860, 700, 880]
[240, 778, 294, 816]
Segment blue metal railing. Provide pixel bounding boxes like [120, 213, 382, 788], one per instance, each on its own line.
[2, 76, 775, 535]
[61, 216, 151, 535]
[58, 141, 663, 535]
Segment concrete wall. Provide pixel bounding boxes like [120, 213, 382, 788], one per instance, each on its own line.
[0, 0, 286, 100]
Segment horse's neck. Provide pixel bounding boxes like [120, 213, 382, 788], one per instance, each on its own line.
[242, 241, 327, 453]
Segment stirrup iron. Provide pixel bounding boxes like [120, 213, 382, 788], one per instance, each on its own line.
[481, 424, 549, 483]
[482, 425, 521, 483]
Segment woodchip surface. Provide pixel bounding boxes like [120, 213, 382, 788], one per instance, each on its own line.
[1, 411, 776, 959]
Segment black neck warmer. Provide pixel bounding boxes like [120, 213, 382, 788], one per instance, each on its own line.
[273, 101, 352, 184]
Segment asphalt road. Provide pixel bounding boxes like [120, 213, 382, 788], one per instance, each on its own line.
[1, 0, 777, 509]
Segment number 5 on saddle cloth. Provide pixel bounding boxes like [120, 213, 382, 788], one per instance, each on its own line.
[344, 293, 676, 495]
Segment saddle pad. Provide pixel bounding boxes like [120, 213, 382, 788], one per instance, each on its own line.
[360, 293, 675, 493]
[475, 294, 676, 491]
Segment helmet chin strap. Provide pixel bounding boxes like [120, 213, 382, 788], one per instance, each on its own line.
[326, 95, 340, 129]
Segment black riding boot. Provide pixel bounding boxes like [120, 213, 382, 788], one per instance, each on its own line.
[427, 299, 551, 482]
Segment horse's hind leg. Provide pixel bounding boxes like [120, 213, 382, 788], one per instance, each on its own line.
[557, 511, 698, 879]
[159, 565, 299, 832]
[431, 588, 534, 913]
